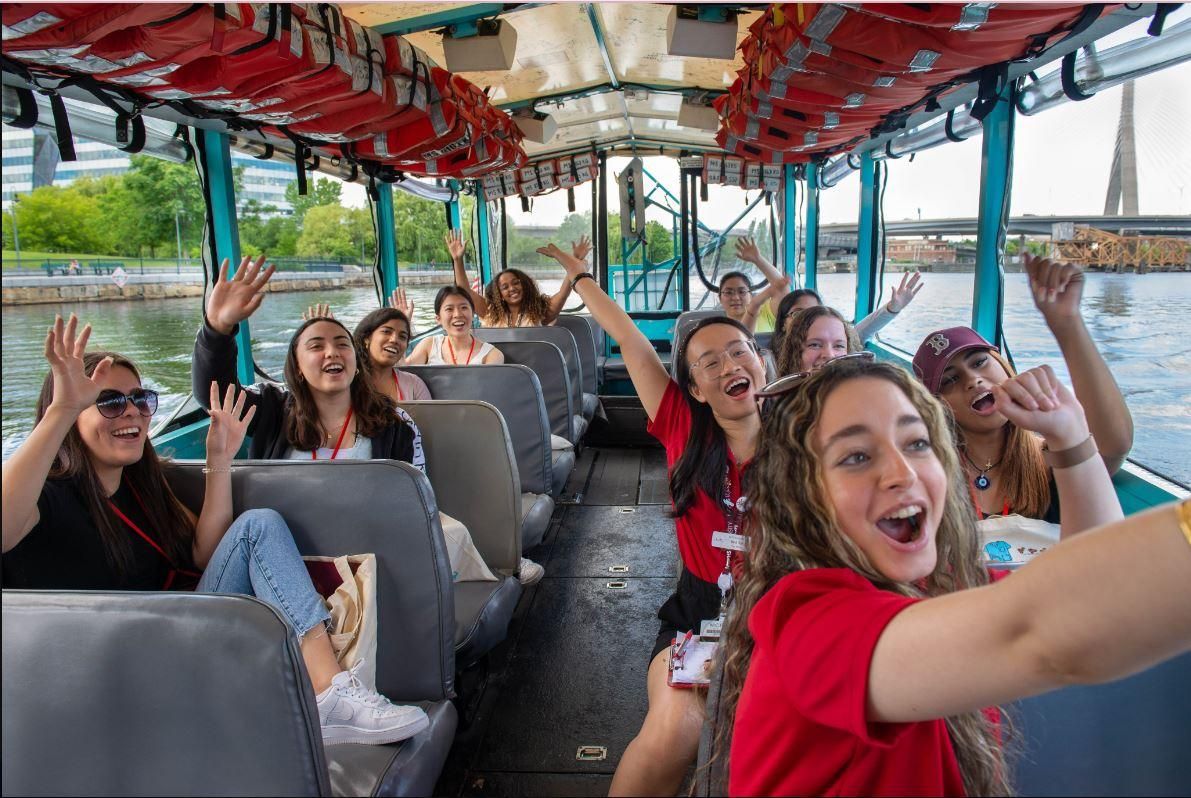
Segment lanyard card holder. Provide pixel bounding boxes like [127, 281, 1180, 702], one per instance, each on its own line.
[667, 634, 718, 689]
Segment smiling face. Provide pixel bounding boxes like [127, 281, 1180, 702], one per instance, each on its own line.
[800, 315, 850, 371]
[497, 271, 524, 306]
[295, 320, 356, 395]
[437, 293, 474, 335]
[718, 276, 752, 315]
[75, 365, 150, 470]
[684, 322, 767, 422]
[366, 318, 410, 370]
[937, 348, 1012, 433]
[815, 376, 948, 583]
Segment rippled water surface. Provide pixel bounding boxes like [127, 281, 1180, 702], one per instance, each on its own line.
[3, 273, 1188, 485]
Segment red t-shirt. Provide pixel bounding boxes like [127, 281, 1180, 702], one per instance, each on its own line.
[647, 380, 747, 584]
[729, 568, 968, 797]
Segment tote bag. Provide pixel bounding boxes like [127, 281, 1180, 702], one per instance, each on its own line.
[303, 553, 378, 690]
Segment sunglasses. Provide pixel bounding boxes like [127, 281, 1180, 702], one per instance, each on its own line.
[755, 352, 876, 398]
[95, 388, 159, 419]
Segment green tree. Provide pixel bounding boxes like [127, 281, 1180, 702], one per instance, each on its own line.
[97, 155, 205, 257]
[645, 219, 674, 263]
[394, 192, 450, 264]
[11, 185, 104, 253]
[296, 205, 357, 259]
[285, 178, 342, 221]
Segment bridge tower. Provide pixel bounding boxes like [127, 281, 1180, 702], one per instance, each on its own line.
[1103, 80, 1139, 216]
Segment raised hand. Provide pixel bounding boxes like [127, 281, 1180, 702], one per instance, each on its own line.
[734, 236, 762, 264]
[1025, 253, 1084, 323]
[536, 243, 586, 277]
[991, 365, 1088, 450]
[301, 303, 333, 322]
[43, 314, 113, 417]
[388, 287, 415, 322]
[887, 271, 924, 313]
[204, 381, 256, 468]
[206, 255, 275, 335]
[445, 229, 467, 261]
[572, 234, 593, 262]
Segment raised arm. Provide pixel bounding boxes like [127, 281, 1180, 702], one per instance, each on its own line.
[192, 382, 256, 569]
[3, 316, 112, 552]
[447, 230, 488, 318]
[387, 288, 416, 338]
[736, 237, 791, 333]
[544, 235, 592, 324]
[866, 499, 1191, 724]
[1025, 254, 1133, 473]
[537, 243, 671, 419]
[854, 271, 924, 343]
[194, 255, 274, 412]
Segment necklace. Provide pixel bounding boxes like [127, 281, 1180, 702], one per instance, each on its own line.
[446, 335, 476, 365]
[314, 407, 353, 460]
[960, 445, 1002, 491]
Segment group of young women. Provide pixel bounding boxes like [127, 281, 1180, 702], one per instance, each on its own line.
[4, 233, 1189, 795]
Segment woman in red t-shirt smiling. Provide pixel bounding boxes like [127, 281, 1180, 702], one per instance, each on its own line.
[716, 356, 1191, 797]
[537, 242, 768, 796]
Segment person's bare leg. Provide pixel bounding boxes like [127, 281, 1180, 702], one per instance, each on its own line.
[609, 649, 706, 797]
[300, 624, 342, 693]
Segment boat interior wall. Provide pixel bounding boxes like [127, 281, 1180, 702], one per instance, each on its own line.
[475, 326, 595, 422]
[2, 591, 332, 797]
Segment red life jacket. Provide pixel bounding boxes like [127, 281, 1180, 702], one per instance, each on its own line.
[2, 3, 192, 52]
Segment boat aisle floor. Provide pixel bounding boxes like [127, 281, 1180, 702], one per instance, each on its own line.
[435, 445, 679, 797]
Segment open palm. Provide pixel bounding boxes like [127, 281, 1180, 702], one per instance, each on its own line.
[206, 255, 275, 335]
[205, 381, 256, 467]
[43, 314, 113, 416]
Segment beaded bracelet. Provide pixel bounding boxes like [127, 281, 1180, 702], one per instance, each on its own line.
[202, 466, 233, 474]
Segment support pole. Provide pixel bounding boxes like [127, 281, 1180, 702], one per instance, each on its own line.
[805, 163, 820, 291]
[972, 81, 1016, 344]
[597, 151, 610, 291]
[782, 164, 798, 283]
[476, 197, 494, 285]
[376, 182, 398, 299]
[854, 151, 879, 324]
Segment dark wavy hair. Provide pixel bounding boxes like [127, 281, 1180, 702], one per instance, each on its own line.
[770, 289, 823, 357]
[483, 268, 550, 326]
[775, 304, 861, 376]
[282, 317, 399, 451]
[35, 352, 196, 577]
[353, 307, 411, 374]
[669, 315, 761, 518]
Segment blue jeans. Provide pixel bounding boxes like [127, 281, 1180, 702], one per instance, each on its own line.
[196, 509, 330, 637]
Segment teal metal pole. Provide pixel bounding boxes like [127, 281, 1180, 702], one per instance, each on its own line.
[447, 182, 463, 229]
[376, 182, 398, 298]
[198, 129, 253, 387]
[805, 164, 820, 291]
[972, 84, 1015, 344]
[782, 164, 798, 283]
[854, 152, 878, 323]
[476, 197, 493, 285]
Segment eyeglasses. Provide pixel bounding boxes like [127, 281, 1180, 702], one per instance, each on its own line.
[720, 288, 751, 298]
[95, 388, 159, 419]
[755, 352, 875, 398]
[689, 340, 759, 376]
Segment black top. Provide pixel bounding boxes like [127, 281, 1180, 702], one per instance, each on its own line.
[192, 322, 416, 462]
[3, 478, 173, 591]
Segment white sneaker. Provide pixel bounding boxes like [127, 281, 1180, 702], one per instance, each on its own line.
[316, 660, 430, 746]
[518, 557, 545, 585]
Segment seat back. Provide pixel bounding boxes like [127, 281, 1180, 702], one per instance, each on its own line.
[401, 364, 552, 496]
[2, 590, 331, 797]
[166, 460, 455, 702]
[483, 340, 576, 443]
[555, 314, 599, 395]
[477, 326, 584, 410]
[400, 400, 521, 573]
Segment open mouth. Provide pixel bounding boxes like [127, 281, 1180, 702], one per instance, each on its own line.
[451, 320, 468, 329]
[970, 390, 996, 414]
[382, 344, 401, 357]
[724, 376, 751, 398]
[322, 363, 345, 375]
[876, 504, 925, 545]
[112, 426, 141, 441]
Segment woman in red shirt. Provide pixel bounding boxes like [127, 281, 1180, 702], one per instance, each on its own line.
[716, 356, 1190, 796]
[537, 242, 768, 796]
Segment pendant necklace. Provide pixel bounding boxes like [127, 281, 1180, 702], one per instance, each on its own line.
[960, 446, 1001, 491]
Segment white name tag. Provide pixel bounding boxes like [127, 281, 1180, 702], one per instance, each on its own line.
[711, 531, 749, 552]
[700, 617, 723, 640]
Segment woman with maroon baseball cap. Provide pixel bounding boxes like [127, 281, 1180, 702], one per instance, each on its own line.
[912, 255, 1133, 546]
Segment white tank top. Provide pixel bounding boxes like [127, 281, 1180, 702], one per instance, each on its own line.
[426, 334, 495, 365]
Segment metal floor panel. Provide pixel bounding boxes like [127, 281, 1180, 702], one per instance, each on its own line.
[582, 449, 643, 505]
[546, 504, 678, 579]
[460, 771, 614, 796]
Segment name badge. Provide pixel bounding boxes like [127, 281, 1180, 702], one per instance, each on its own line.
[711, 531, 749, 552]
[700, 617, 724, 640]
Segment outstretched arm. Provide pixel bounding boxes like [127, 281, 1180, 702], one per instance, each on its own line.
[854, 271, 924, 342]
[538, 243, 671, 419]
[447, 230, 488, 319]
[736, 237, 790, 332]
[544, 235, 593, 324]
[1025, 254, 1133, 473]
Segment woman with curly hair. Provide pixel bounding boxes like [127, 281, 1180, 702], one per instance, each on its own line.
[774, 304, 863, 377]
[714, 355, 1188, 796]
[448, 229, 592, 327]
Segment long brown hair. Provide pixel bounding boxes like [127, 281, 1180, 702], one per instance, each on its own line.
[35, 352, 196, 577]
[352, 307, 410, 374]
[714, 358, 1011, 796]
[282, 317, 400, 451]
[774, 304, 862, 376]
[483, 268, 551, 326]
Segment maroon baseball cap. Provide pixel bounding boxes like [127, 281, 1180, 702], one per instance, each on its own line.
[912, 327, 999, 394]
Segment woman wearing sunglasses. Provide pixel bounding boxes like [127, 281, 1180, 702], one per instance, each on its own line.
[537, 242, 767, 796]
[3, 315, 429, 747]
[713, 354, 1188, 797]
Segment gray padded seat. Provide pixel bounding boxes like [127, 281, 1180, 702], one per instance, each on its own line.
[477, 326, 596, 423]
[491, 339, 587, 444]
[400, 401, 523, 668]
[554, 314, 600, 402]
[166, 459, 459, 797]
[402, 365, 556, 549]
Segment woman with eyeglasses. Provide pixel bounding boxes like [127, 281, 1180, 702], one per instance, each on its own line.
[712, 354, 1188, 797]
[717, 237, 791, 334]
[537, 241, 767, 796]
[3, 315, 430, 748]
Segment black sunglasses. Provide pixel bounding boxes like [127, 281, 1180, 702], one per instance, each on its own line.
[756, 352, 876, 399]
[95, 388, 159, 419]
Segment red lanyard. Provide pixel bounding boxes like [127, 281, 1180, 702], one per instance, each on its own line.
[446, 336, 476, 365]
[107, 483, 200, 589]
[391, 371, 404, 401]
[968, 484, 1011, 520]
[313, 407, 353, 460]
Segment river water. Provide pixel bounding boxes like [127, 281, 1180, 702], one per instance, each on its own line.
[3, 272, 1188, 485]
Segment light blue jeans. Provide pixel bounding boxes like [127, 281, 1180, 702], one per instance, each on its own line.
[196, 508, 330, 637]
